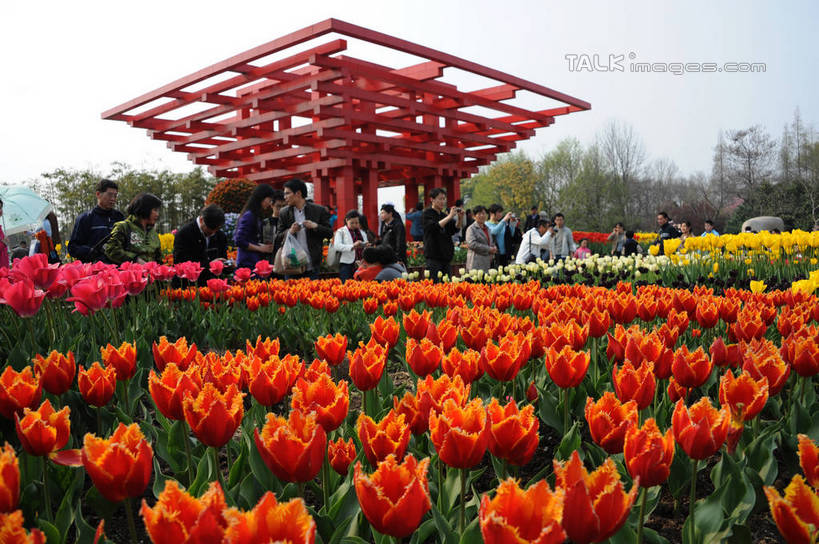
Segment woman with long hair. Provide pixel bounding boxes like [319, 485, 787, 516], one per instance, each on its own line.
[234, 183, 276, 269]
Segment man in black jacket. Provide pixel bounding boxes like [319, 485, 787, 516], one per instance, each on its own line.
[173, 204, 228, 283]
[654, 211, 681, 255]
[422, 188, 464, 282]
[68, 179, 125, 262]
[275, 178, 333, 279]
[377, 203, 407, 263]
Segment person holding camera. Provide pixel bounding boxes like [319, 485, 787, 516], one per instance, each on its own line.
[516, 219, 552, 264]
[422, 188, 464, 282]
[548, 213, 576, 261]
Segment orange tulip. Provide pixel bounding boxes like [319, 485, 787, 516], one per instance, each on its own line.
[403, 309, 432, 341]
[541, 321, 588, 352]
[148, 363, 202, 421]
[100, 342, 137, 382]
[32, 351, 75, 396]
[666, 377, 688, 403]
[461, 321, 490, 351]
[83, 423, 153, 502]
[290, 374, 349, 432]
[486, 399, 539, 466]
[672, 397, 730, 460]
[612, 360, 656, 410]
[544, 345, 589, 389]
[417, 374, 470, 433]
[694, 301, 720, 329]
[354, 454, 431, 539]
[0, 444, 19, 513]
[718, 370, 768, 422]
[429, 398, 489, 469]
[587, 307, 612, 338]
[479, 477, 565, 544]
[393, 392, 427, 436]
[441, 348, 483, 385]
[197, 352, 243, 393]
[247, 355, 296, 407]
[783, 336, 819, 377]
[369, 316, 400, 349]
[729, 310, 768, 342]
[152, 336, 198, 372]
[224, 492, 317, 544]
[78, 362, 116, 408]
[798, 434, 819, 489]
[182, 383, 244, 448]
[328, 437, 356, 475]
[742, 339, 791, 395]
[357, 410, 411, 466]
[14, 399, 70, 457]
[300, 358, 330, 383]
[349, 339, 387, 392]
[406, 338, 443, 377]
[246, 335, 280, 360]
[765, 475, 819, 544]
[436, 319, 459, 352]
[481, 338, 521, 382]
[710, 337, 740, 368]
[670, 345, 712, 388]
[315, 333, 347, 366]
[141, 480, 226, 544]
[254, 410, 326, 483]
[0, 366, 41, 420]
[608, 293, 638, 325]
[585, 392, 638, 455]
[553, 451, 638, 544]
[0, 510, 46, 544]
[624, 418, 675, 488]
[362, 297, 379, 314]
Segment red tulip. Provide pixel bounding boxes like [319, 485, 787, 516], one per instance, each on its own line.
[357, 410, 411, 466]
[32, 350, 75, 396]
[710, 337, 741, 368]
[718, 370, 768, 423]
[393, 392, 426, 436]
[553, 451, 638, 544]
[100, 342, 137, 382]
[14, 399, 70, 457]
[247, 355, 296, 407]
[370, 316, 400, 348]
[354, 454, 431, 539]
[479, 478, 565, 544]
[315, 333, 347, 366]
[417, 374, 470, 433]
[224, 491, 317, 544]
[0, 444, 19, 513]
[612, 360, 656, 410]
[544, 345, 589, 389]
[349, 339, 387, 392]
[0, 279, 45, 317]
[481, 339, 521, 382]
[0, 366, 41, 420]
[429, 398, 489, 469]
[672, 397, 730, 460]
[486, 398, 539, 466]
[291, 375, 349, 433]
[182, 383, 244, 448]
[441, 348, 483, 385]
[152, 336, 198, 372]
[624, 418, 675, 488]
[742, 339, 791, 396]
[765, 475, 819, 544]
[83, 423, 153, 503]
[254, 410, 326, 483]
[798, 434, 819, 489]
[783, 336, 819, 377]
[403, 309, 432, 340]
[406, 338, 443, 377]
[0, 511, 46, 543]
[585, 392, 638, 455]
[78, 362, 116, 408]
[148, 363, 202, 421]
[328, 437, 356, 476]
[671, 345, 712, 388]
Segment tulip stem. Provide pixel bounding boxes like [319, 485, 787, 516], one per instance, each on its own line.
[211, 447, 226, 492]
[637, 486, 647, 544]
[322, 457, 331, 513]
[563, 388, 569, 435]
[184, 428, 194, 486]
[459, 467, 467, 534]
[801, 375, 807, 406]
[689, 458, 698, 544]
[125, 497, 139, 544]
[42, 457, 53, 521]
[96, 406, 103, 437]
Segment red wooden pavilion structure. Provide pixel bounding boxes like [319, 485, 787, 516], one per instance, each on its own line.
[102, 19, 590, 225]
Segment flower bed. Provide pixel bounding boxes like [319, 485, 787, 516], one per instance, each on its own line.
[1, 254, 818, 543]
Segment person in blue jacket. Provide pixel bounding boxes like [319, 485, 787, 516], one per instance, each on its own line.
[233, 184, 276, 269]
[486, 204, 514, 267]
[68, 179, 125, 262]
[406, 202, 424, 242]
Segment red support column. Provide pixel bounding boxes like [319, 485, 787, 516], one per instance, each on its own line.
[364, 169, 379, 237]
[335, 164, 357, 230]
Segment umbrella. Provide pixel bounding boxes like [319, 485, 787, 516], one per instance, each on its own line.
[0, 185, 53, 236]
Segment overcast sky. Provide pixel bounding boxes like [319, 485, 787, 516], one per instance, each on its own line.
[1, 0, 816, 189]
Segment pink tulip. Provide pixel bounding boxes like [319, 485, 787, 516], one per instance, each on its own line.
[67, 276, 109, 315]
[209, 260, 224, 276]
[254, 260, 274, 278]
[10, 254, 59, 291]
[0, 279, 45, 317]
[234, 267, 252, 283]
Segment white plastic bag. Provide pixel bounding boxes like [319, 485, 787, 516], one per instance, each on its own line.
[274, 233, 308, 275]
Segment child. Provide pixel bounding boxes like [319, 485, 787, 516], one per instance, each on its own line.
[573, 238, 591, 259]
[622, 231, 642, 256]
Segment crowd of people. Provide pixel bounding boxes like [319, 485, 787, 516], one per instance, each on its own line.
[0, 176, 729, 285]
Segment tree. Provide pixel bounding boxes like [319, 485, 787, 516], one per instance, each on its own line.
[536, 137, 583, 217]
[725, 125, 776, 198]
[601, 120, 646, 220]
[461, 151, 537, 212]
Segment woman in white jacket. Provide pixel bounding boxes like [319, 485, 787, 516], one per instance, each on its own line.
[334, 210, 369, 282]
